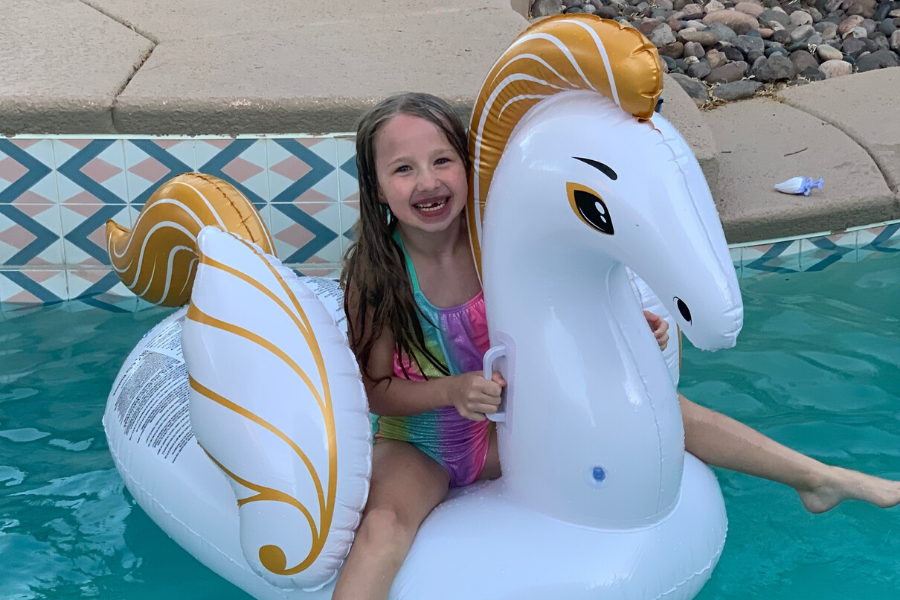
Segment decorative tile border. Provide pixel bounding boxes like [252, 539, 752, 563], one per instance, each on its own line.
[1, 134, 899, 310]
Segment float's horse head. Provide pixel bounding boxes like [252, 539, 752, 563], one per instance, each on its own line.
[468, 16, 743, 527]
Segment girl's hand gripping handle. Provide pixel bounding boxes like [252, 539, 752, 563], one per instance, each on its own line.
[483, 344, 507, 422]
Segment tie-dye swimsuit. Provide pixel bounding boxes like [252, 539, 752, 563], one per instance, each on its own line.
[372, 235, 491, 488]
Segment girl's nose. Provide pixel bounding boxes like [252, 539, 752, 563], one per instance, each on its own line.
[417, 168, 441, 191]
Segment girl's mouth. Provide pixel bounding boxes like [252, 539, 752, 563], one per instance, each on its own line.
[413, 197, 449, 213]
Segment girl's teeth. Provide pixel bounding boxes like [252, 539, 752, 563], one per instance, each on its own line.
[417, 199, 447, 212]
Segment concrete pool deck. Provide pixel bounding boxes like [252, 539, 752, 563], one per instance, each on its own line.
[1, 0, 898, 244]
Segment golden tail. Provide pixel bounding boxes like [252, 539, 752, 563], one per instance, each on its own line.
[106, 173, 275, 306]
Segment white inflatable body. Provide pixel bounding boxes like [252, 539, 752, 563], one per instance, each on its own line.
[105, 29, 743, 600]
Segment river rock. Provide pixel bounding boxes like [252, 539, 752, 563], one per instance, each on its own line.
[679, 29, 720, 44]
[750, 53, 798, 79]
[880, 19, 897, 36]
[893, 29, 900, 50]
[861, 18, 878, 35]
[799, 66, 827, 80]
[817, 43, 844, 59]
[661, 55, 678, 71]
[706, 48, 728, 66]
[819, 58, 854, 75]
[706, 60, 750, 82]
[735, 1, 765, 16]
[707, 0, 727, 12]
[688, 58, 713, 77]
[839, 15, 865, 34]
[790, 49, 821, 70]
[772, 29, 794, 44]
[702, 9, 760, 33]
[846, 26, 869, 38]
[874, 1, 900, 21]
[684, 40, 707, 56]
[842, 37, 869, 54]
[736, 34, 766, 53]
[711, 79, 763, 99]
[722, 44, 747, 60]
[659, 41, 686, 57]
[682, 3, 704, 17]
[766, 44, 790, 56]
[669, 73, 709, 105]
[760, 9, 792, 26]
[791, 10, 814, 25]
[531, 0, 563, 16]
[844, 0, 877, 18]
[791, 24, 817, 41]
[856, 47, 900, 68]
[708, 21, 739, 42]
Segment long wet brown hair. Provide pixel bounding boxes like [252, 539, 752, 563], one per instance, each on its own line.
[340, 93, 471, 380]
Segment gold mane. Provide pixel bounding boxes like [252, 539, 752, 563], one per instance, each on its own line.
[465, 15, 663, 277]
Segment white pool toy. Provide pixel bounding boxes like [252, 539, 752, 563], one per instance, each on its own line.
[104, 15, 744, 600]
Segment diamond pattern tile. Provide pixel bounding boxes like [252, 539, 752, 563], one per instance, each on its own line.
[124, 139, 196, 207]
[60, 204, 131, 266]
[0, 139, 56, 205]
[857, 222, 900, 261]
[195, 139, 269, 209]
[267, 138, 339, 204]
[336, 136, 359, 203]
[0, 202, 64, 266]
[799, 232, 858, 271]
[55, 140, 128, 205]
[742, 239, 802, 275]
[268, 201, 341, 265]
[339, 199, 360, 254]
[0, 270, 67, 304]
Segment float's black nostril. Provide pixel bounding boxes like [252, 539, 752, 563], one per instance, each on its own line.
[675, 297, 692, 323]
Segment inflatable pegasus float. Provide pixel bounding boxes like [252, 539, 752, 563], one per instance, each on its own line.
[103, 15, 743, 600]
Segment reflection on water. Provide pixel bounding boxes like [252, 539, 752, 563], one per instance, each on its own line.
[2, 254, 900, 599]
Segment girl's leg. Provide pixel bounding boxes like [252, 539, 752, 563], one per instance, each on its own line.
[478, 424, 501, 481]
[680, 394, 900, 513]
[333, 439, 449, 600]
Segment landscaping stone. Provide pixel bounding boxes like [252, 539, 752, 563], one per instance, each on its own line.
[736, 34, 766, 54]
[684, 40, 707, 57]
[708, 21, 738, 42]
[750, 53, 798, 79]
[760, 9, 792, 26]
[680, 29, 720, 44]
[735, 1, 765, 16]
[791, 10, 814, 25]
[669, 72, 709, 105]
[817, 43, 844, 59]
[839, 15, 865, 34]
[531, 0, 563, 16]
[722, 45, 746, 60]
[799, 66, 827, 79]
[819, 57, 855, 75]
[702, 9, 760, 33]
[893, 29, 900, 49]
[707, 48, 728, 67]
[660, 41, 686, 58]
[688, 58, 713, 77]
[856, 47, 900, 67]
[790, 49, 821, 70]
[706, 60, 749, 82]
[791, 24, 817, 41]
[843, 37, 869, 54]
[711, 79, 763, 99]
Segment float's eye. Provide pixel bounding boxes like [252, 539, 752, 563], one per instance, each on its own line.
[567, 182, 614, 235]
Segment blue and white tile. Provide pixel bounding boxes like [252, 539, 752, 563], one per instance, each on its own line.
[54, 139, 128, 205]
[0, 139, 57, 204]
[267, 138, 339, 204]
[741, 239, 802, 275]
[267, 202, 341, 266]
[336, 136, 359, 203]
[857, 222, 900, 260]
[799, 231, 858, 271]
[0, 269, 67, 304]
[195, 139, 269, 208]
[60, 203, 131, 267]
[124, 138, 196, 206]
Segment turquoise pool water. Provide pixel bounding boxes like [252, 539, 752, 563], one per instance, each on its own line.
[1, 254, 899, 599]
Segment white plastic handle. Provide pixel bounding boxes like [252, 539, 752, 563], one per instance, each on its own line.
[483, 344, 507, 422]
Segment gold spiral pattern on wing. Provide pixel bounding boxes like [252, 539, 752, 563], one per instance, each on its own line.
[465, 15, 663, 277]
[106, 173, 275, 307]
[187, 235, 337, 577]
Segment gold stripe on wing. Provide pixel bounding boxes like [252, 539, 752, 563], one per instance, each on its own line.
[186, 304, 326, 414]
[190, 376, 326, 513]
[201, 447, 323, 575]
[232, 237, 341, 550]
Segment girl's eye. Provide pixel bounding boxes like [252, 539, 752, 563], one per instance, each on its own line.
[395, 165, 411, 173]
[435, 157, 451, 165]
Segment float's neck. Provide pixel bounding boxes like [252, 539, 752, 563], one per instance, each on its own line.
[481, 211, 684, 529]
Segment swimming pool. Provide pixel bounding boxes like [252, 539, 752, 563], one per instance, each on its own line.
[1, 253, 898, 599]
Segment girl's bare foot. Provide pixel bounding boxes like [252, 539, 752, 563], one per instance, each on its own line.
[797, 465, 900, 514]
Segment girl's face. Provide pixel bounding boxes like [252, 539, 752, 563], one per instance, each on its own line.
[373, 113, 468, 234]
